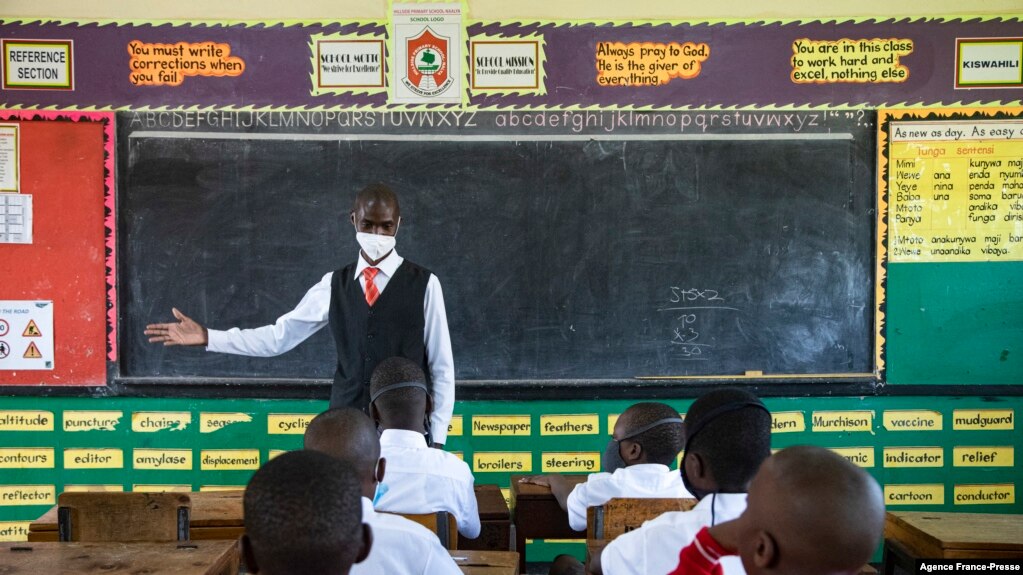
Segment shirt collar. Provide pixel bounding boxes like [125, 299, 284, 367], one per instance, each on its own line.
[379, 428, 429, 449]
[617, 463, 672, 474]
[361, 496, 378, 520]
[354, 248, 403, 280]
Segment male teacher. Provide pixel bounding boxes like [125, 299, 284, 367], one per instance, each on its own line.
[145, 183, 455, 446]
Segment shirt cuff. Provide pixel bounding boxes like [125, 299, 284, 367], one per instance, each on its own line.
[205, 329, 226, 352]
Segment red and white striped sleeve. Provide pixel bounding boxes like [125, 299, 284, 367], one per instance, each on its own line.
[667, 526, 731, 575]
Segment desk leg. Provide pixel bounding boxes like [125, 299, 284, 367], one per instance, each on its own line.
[881, 539, 915, 575]
[516, 528, 527, 573]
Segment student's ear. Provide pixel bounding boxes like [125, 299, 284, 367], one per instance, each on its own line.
[241, 534, 260, 573]
[350, 211, 357, 228]
[354, 523, 374, 564]
[621, 439, 643, 463]
[376, 457, 387, 484]
[752, 530, 778, 570]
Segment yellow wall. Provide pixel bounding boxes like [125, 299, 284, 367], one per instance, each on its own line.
[0, 0, 1019, 21]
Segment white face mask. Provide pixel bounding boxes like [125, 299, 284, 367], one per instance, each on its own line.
[356, 232, 396, 262]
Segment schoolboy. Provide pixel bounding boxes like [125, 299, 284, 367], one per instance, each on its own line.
[368, 357, 481, 539]
[242, 450, 371, 575]
[521, 401, 690, 532]
[670, 445, 885, 575]
[304, 407, 463, 575]
[590, 388, 772, 575]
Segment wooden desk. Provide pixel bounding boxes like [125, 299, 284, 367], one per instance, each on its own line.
[510, 475, 587, 570]
[883, 512, 1023, 574]
[459, 484, 513, 551]
[28, 490, 245, 542]
[0, 540, 239, 575]
[450, 549, 519, 575]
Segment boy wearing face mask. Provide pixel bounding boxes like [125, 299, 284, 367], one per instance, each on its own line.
[587, 388, 772, 575]
[304, 407, 463, 575]
[520, 401, 690, 536]
[145, 182, 455, 448]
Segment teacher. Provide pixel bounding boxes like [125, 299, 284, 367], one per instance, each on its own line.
[144, 183, 455, 446]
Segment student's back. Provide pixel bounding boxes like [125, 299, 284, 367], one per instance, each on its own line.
[596, 389, 772, 575]
[369, 357, 480, 539]
[304, 407, 463, 575]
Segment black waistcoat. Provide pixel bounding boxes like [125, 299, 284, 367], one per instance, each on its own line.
[327, 259, 433, 410]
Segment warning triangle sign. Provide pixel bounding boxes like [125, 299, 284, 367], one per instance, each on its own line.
[23, 342, 43, 359]
[22, 320, 42, 337]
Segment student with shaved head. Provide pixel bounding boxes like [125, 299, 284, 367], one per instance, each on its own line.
[368, 357, 480, 539]
[304, 407, 462, 575]
[242, 449, 371, 575]
[670, 445, 885, 575]
[146, 183, 456, 446]
[520, 401, 691, 533]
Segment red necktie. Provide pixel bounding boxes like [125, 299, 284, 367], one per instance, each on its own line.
[363, 267, 380, 306]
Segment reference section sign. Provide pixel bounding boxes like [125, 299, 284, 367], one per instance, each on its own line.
[2, 39, 74, 90]
[886, 117, 1023, 262]
[0, 301, 54, 370]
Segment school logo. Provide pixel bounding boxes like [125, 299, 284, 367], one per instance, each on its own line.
[402, 27, 453, 97]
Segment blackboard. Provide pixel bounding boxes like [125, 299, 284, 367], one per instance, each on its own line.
[116, 110, 876, 384]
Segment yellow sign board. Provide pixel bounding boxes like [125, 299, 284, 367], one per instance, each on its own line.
[132, 485, 191, 492]
[63, 485, 124, 492]
[884, 484, 945, 506]
[0, 448, 54, 468]
[829, 447, 875, 467]
[471, 415, 531, 436]
[954, 484, 1015, 505]
[199, 485, 246, 492]
[448, 415, 464, 436]
[132, 449, 192, 470]
[0, 410, 53, 431]
[953, 446, 1014, 467]
[200, 412, 252, 433]
[952, 409, 1014, 430]
[200, 449, 260, 470]
[0, 485, 54, 506]
[883, 447, 944, 467]
[473, 451, 532, 473]
[883, 410, 942, 431]
[0, 522, 30, 542]
[771, 411, 805, 433]
[268, 449, 288, 460]
[541, 452, 600, 473]
[131, 412, 191, 432]
[64, 448, 124, 469]
[811, 411, 873, 432]
[540, 414, 599, 435]
[267, 413, 315, 435]
[63, 411, 123, 432]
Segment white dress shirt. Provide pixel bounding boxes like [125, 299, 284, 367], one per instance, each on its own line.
[205, 250, 456, 444]
[565, 463, 692, 531]
[354, 497, 463, 575]
[375, 429, 481, 539]
[600, 493, 747, 575]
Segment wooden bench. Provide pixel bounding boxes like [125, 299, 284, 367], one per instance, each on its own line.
[586, 497, 698, 540]
[29, 490, 244, 542]
[459, 484, 513, 552]
[0, 540, 240, 575]
[56, 492, 191, 542]
[449, 549, 520, 574]
[883, 511, 1023, 574]
[387, 511, 459, 550]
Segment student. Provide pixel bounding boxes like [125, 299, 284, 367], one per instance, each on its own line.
[520, 401, 690, 532]
[588, 388, 772, 575]
[670, 445, 885, 575]
[242, 450, 371, 575]
[368, 357, 481, 539]
[145, 183, 456, 446]
[304, 407, 463, 575]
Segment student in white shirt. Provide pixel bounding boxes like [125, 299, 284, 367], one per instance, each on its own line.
[304, 407, 463, 575]
[587, 388, 773, 575]
[520, 402, 691, 533]
[368, 357, 481, 539]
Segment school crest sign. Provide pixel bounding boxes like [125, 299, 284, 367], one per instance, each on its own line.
[402, 28, 453, 97]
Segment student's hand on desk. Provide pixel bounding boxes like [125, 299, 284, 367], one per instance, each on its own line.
[518, 475, 551, 487]
[145, 308, 209, 346]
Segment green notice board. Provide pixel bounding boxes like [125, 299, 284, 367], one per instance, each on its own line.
[879, 107, 1023, 385]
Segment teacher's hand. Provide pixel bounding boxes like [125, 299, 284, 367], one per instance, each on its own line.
[145, 308, 209, 346]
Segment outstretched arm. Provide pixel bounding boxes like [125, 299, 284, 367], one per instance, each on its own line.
[145, 308, 208, 346]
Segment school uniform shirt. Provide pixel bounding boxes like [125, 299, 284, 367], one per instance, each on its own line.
[204, 249, 456, 444]
[600, 493, 747, 575]
[353, 497, 462, 575]
[668, 526, 734, 575]
[565, 464, 692, 531]
[375, 428, 481, 539]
